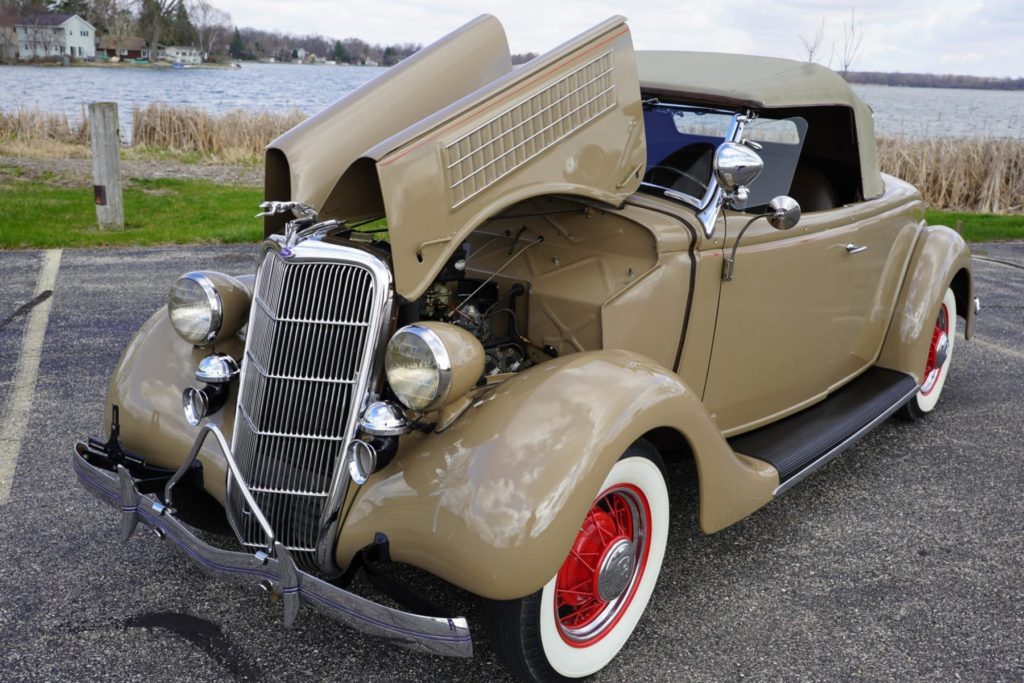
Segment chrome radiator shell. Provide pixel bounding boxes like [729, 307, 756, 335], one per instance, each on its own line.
[228, 240, 393, 575]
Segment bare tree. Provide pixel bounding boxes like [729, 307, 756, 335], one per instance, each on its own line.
[800, 18, 825, 62]
[836, 8, 864, 74]
[19, 15, 43, 58]
[106, 1, 136, 40]
[39, 23, 55, 58]
[188, 0, 227, 59]
[136, 0, 177, 56]
[0, 3, 17, 62]
[84, 0, 134, 39]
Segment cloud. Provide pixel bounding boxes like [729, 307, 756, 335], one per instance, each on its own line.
[213, 0, 1023, 77]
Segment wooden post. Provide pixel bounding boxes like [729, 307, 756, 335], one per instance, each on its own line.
[88, 102, 124, 230]
[955, 220, 964, 235]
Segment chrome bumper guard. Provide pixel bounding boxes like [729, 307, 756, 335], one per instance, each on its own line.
[72, 424, 472, 658]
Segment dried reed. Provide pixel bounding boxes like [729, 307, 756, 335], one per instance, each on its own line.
[877, 136, 1024, 214]
[131, 104, 306, 157]
[3, 105, 1022, 214]
[0, 107, 89, 144]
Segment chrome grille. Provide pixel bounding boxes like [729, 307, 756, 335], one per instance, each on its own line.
[228, 243, 390, 573]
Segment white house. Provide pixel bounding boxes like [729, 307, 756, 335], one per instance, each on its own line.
[16, 14, 96, 61]
[0, 28, 17, 62]
[157, 45, 202, 64]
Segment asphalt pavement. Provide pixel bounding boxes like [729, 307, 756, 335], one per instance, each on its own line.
[0, 243, 1021, 682]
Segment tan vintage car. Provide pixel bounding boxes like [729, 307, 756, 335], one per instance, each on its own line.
[73, 14, 977, 682]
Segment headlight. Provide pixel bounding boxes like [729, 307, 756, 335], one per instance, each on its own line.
[168, 271, 250, 346]
[385, 323, 484, 411]
[169, 273, 222, 345]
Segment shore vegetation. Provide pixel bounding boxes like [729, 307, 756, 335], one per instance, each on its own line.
[0, 105, 1021, 248]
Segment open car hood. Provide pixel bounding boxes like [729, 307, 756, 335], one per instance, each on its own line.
[265, 15, 645, 299]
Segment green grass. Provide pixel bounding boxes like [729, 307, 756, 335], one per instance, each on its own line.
[925, 210, 1024, 243]
[1, 174, 1021, 249]
[0, 176, 263, 248]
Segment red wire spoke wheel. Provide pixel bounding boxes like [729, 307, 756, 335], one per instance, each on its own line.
[553, 483, 651, 646]
[903, 287, 957, 419]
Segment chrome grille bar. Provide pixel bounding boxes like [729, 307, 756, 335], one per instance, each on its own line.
[228, 241, 392, 574]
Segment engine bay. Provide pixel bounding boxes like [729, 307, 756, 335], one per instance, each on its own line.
[397, 196, 661, 377]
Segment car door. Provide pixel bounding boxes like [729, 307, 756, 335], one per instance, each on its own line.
[701, 190, 916, 436]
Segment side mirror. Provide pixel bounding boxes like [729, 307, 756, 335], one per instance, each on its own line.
[767, 196, 801, 230]
[714, 142, 764, 200]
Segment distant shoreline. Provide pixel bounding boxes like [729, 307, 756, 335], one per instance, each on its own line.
[3, 60, 1021, 90]
[843, 71, 1024, 91]
[0, 60, 383, 70]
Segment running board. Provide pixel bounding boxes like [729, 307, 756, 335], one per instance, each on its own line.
[728, 368, 918, 496]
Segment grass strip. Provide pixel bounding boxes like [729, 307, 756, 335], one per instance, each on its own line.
[1, 175, 1021, 249]
[925, 210, 1024, 243]
[0, 176, 263, 248]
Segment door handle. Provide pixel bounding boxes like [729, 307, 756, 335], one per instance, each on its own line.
[845, 243, 868, 254]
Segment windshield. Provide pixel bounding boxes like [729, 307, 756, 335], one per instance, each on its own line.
[639, 104, 808, 214]
[640, 104, 735, 207]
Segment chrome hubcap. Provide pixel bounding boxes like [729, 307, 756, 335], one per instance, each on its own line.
[933, 332, 949, 369]
[595, 538, 636, 602]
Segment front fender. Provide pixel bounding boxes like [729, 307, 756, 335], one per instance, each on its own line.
[104, 275, 254, 505]
[877, 225, 973, 382]
[336, 350, 778, 600]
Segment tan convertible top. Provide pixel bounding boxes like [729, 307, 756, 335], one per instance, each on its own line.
[637, 51, 883, 199]
[638, 51, 859, 109]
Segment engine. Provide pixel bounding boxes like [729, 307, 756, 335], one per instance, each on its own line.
[413, 243, 534, 376]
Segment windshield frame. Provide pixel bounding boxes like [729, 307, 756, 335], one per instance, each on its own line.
[638, 101, 746, 237]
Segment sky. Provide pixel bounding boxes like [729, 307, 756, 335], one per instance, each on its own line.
[213, 0, 1024, 79]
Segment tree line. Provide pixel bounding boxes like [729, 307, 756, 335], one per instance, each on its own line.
[0, 0, 426, 64]
[843, 71, 1024, 91]
[228, 27, 419, 65]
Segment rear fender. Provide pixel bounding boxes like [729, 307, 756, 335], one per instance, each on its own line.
[877, 225, 973, 382]
[336, 350, 777, 600]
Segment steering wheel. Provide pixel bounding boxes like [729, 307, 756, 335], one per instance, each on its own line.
[646, 165, 709, 197]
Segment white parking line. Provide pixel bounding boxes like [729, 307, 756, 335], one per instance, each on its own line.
[0, 249, 62, 505]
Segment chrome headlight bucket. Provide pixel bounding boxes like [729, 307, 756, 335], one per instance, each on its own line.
[169, 273, 222, 345]
[385, 325, 451, 411]
[168, 271, 250, 346]
[384, 322, 484, 412]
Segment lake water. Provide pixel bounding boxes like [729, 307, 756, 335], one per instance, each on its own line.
[2, 62, 1023, 140]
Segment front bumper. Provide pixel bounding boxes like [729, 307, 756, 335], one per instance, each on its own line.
[71, 426, 472, 659]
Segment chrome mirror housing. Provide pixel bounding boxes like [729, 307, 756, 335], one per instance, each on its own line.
[714, 142, 764, 200]
[767, 196, 801, 230]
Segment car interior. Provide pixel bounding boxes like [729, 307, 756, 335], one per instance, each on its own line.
[640, 103, 866, 213]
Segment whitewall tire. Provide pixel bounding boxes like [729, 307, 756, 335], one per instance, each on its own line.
[903, 287, 957, 419]
[487, 441, 669, 682]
